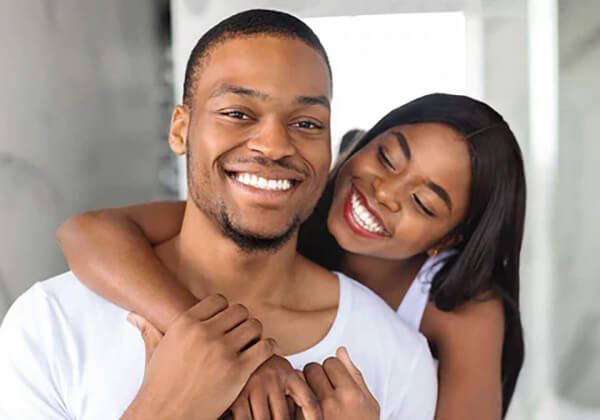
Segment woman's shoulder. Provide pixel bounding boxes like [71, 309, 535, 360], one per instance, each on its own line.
[422, 291, 505, 345]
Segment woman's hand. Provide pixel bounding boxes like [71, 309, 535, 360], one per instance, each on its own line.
[127, 312, 163, 370]
[301, 347, 380, 420]
[123, 299, 277, 420]
[128, 312, 322, 420]
[227, 355, 322, 420]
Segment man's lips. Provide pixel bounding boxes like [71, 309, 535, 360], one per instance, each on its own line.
[223, 163, 306, 182]
[228, 171, 299, 193]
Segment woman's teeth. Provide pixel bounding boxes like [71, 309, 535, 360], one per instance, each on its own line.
[232, 173, 293, 191]
[351, 190, 385, 234]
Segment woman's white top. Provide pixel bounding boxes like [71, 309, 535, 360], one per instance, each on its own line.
[396, 250, 456, 330]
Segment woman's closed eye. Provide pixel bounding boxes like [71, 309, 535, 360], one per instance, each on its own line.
[412, 193, 436, 217]
[377, 146, 396, 171]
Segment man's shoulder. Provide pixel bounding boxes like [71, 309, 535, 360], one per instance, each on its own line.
[1, 271, 125, 335]
[0, 274, 145, 419]
[38, 270, 119, 309]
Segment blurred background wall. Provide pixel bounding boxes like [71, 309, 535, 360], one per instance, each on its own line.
[554, 0, 600, 410]
[0, 0, 598, 419]
[0, 0, 177, 315]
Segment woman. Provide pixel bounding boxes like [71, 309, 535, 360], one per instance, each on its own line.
[57, 93, 525, 419]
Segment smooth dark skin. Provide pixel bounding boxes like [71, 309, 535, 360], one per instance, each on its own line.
[58, 42, 504, 420]
[64, 35, 381, 420]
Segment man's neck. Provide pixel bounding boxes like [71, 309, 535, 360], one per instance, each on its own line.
[157, 201, 301, 308]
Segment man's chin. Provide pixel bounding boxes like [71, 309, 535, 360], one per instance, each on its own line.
[220, 211, 300, 254]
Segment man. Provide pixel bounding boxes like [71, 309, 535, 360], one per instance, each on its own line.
[0, 10, 437, 419]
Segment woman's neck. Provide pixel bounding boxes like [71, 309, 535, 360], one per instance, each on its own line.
[340, 252, 428, 309]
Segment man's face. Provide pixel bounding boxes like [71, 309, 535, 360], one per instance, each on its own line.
[175, 35, 332, 250]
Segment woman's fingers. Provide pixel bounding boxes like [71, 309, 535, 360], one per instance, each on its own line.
[268, 391, 291, 420]
[248, 387, 271, 420]
[286, 396, 296, 420]
[285, 371, 322, 420]
[210, 303, 250, 333]
[322, 357, 356, 389]
[335, 347, 378, 406]
[229, 394, 252, 420]
[227, 317, 265, 352]
[303, 363, 333, 402]
[127, 312, 163, 368]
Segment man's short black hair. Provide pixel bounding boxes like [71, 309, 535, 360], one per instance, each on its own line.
[182, 9, 332, 106]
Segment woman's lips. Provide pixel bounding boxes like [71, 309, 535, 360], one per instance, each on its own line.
[343, 185, 390, 239]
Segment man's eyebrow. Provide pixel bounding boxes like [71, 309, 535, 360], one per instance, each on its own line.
[209, 85, 269, 100]
[391, 131, 411, 160]
[427, 181, 452, 214]
[294, 95, 330, 110]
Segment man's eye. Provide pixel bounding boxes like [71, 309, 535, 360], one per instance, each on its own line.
[223, 111, 250, 120]
[293, 121, 321, 130]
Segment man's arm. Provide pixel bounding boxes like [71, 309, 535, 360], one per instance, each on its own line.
[0, 286, 70, 419]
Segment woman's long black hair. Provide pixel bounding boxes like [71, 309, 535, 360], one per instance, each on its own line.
[298, 93, 526, 417]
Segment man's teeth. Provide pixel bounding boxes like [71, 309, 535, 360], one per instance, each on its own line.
[233, 173, 293, 191]
[351, 191, 384, 234]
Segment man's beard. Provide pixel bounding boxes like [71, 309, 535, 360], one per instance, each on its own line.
[186, 148, 307, 253]
[219, 207, 300, 254]
[188, 169, 300, 254]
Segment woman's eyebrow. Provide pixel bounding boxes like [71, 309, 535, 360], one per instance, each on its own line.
[391, 131, 411, 160]
[427, 181, 452, 214]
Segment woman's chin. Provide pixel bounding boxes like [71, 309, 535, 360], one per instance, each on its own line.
[328, 216, 364, 254]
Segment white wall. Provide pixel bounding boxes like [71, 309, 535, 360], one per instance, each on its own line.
[305, 12, 467, 157]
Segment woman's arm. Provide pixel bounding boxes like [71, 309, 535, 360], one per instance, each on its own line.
[422, 296, 505, 420]
[56, 201, 196, 332]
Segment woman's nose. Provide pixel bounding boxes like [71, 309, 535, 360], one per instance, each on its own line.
[373, 176, 401, 213]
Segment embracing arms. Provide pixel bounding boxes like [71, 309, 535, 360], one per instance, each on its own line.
[56, 201, 192, 332]
[56, 201, 381, 420]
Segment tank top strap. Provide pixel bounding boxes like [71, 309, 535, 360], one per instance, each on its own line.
[396, 250, 457, 330]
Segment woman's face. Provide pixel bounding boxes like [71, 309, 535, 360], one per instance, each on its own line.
[327, 122, 472, 260]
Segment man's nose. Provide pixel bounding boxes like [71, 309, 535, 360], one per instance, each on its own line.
[373, 176, 401, 213]
[246, 119, 295, 161]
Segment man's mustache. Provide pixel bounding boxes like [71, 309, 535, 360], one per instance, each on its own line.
[223, 156, 309, 177]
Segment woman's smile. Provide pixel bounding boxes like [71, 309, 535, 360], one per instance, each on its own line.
[343, 184, 391, 239]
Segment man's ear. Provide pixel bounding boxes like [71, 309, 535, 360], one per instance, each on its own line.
[168, 104, 190, 156]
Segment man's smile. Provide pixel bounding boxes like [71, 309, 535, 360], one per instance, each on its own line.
[225, 170, 302, 207]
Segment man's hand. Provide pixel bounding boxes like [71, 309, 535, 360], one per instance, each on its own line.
[121, 294, 277, 420]
[227, 355, 322, 420]
[301, 347, 380, 420]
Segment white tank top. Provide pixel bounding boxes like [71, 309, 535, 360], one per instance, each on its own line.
[396, 250, 456, 330]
